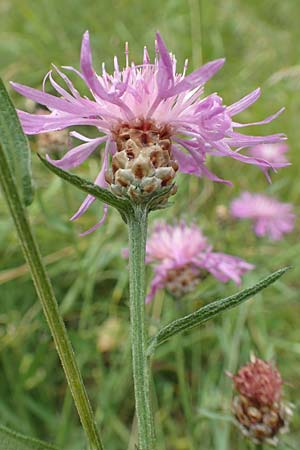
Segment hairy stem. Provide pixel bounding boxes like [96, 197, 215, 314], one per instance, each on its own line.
[127, 205, 156, 450]
[0, 147, 104, 450]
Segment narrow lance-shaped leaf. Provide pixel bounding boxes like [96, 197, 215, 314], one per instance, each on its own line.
[38, 154, 132, 213]
[147, 267, 290, 356]
[0, 424, 59, 450]
[0, 120, 105, 450]
[0, 78, 33, 206]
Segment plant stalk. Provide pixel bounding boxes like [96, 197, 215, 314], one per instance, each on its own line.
[0, 147, 104, 450]
[127, 204, 156, 450]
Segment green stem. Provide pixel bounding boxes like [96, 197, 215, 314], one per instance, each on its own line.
[0, 148, 104, 450]
[127, 205, 156, 450]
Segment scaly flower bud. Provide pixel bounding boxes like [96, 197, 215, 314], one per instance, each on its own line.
[229, 355, 293, 446]
[105, 119, 178, 201]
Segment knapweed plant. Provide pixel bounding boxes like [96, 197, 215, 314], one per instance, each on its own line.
[0, 32, 291, 450]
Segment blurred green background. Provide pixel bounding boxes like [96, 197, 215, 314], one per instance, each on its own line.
[0, 0, 299, 449]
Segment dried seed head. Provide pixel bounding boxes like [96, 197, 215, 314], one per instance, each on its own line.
[229, 356, 293, 446]
[106, 119, 178, 202]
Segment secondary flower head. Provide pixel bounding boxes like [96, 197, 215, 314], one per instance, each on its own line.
[229, 355, 293, 446]
[12, 32, 286, 233]
[230, 192, 295, 240]
[145, 221, 254, 302]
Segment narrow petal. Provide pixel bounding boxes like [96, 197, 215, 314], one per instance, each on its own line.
[46, 137, 106, 169]
[172, 146, 202, 175]
[17, 110, 107, 134]
[11, 82, 88, 115]
[52, 64, 81, 98]
[48, 71, 75, 102]
[79, 204, 109, 236]
[170, 58, 225, 96]
[80, 31, 134, 119]
[80, 31, 105, 97]
[199, 164, 232, 185]
[172, 145, 231, 184]
[70, 138, 111, 221]
[227, 88, 261, 116]
[233, 108, 285, 128]
[69, 131, 94, 142]
[156, 32, 174, 96]
[200, 252, 254, 284]
[211, 141, 276, 168]
[225, 132, 286, 148]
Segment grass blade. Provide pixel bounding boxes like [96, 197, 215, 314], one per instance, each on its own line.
[0, 424, 59, 450]
[147, 267, 291, 356]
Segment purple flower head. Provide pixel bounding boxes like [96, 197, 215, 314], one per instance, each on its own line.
[230, 192, 295, 240]
[12, 32, 286, 233]
[145, 221, 254, 303]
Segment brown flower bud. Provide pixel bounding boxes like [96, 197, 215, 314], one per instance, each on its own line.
[229, 355, 293, 446]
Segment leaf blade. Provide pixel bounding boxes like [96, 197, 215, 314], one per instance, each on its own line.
[0, 78, 33, 206]
[0, 424, 59, 450]
[147, 267, 291, 356]
[38, 154, 132, 213]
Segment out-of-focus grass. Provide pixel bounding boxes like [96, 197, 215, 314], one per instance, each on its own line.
[0, 1, 299, 449]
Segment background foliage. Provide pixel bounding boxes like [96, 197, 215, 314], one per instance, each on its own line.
[0, 0, 299, 449]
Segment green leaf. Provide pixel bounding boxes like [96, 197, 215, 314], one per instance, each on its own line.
[38, 154, 132, 215]
[0, 78, 33, 206]
[0, 424, 59, 450]
[147, 267, 291, 356]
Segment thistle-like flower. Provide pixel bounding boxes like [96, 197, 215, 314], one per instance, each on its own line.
[230, 192, 295, 240]
[229, 355, 293, 446]
[12, 32, 286, 233]
[144, 221, 253, 302]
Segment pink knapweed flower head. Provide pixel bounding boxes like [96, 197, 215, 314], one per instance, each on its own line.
[145, 221, 254, 302]
[232, 356, 283, 406]
[12, 32, 286, 234]
[230, 192, 295, 240]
